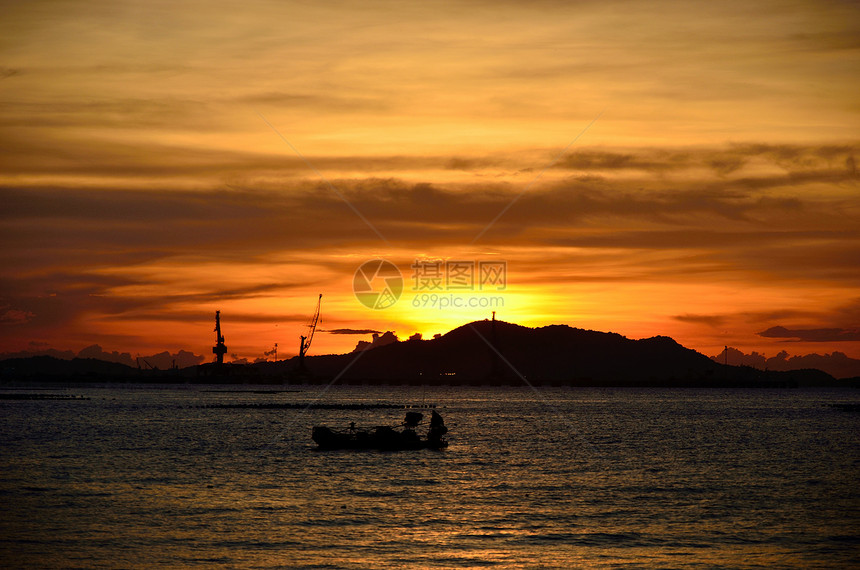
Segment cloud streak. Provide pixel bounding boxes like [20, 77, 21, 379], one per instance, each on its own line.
[758, 326, 860, 343]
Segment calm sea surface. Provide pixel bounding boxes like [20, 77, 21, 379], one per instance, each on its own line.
[1, 385, 857, 568]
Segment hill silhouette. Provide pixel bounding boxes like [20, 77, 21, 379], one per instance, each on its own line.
[300, 320, 836, 387]
[1, 320, 847, 387]
[0, 356, 139, 380]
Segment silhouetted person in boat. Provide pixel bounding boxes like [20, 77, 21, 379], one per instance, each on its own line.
[428, 410, 448, 443]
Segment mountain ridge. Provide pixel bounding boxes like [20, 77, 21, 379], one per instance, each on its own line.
[300, 319, 837, 387]
[1, 320, 852, 387]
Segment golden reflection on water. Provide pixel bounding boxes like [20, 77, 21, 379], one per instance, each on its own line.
[0, 386, 857, 568]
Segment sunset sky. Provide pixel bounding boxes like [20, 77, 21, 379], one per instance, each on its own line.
[2, 0, 858, 364]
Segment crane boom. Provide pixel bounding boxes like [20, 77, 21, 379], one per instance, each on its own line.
[298, 294, 322, 370]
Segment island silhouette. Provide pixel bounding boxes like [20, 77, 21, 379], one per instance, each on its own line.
[1, 319, 850, 388]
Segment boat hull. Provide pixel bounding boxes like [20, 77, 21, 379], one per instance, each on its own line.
[312, 425, 448, 451]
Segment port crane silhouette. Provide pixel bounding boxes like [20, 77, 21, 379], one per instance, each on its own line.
[212, 310, 227, 365]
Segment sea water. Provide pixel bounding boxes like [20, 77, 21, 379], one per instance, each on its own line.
[1, 385, 857, 568]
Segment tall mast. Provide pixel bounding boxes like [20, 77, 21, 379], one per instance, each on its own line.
[488, 310, 502, 382]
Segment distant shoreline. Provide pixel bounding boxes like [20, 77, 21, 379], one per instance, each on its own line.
[3, 320, 858, 389]
[1, 357, 856, 390]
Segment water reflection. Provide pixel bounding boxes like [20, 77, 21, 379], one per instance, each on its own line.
[0, 386, 857, 567]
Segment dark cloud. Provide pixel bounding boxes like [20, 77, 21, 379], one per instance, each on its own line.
[712, 347, 860, 379]
[758, 326, 860, 342]
[353, 331, 399, 352]
[1, 139, 855, 193]
[0, 144, 855, 263]
[549, 143, 859, 177]
[675, 302, 860, 341]
[0, 344, 204, 368]
[0, 261, 316, 353]
[77, 344, 135, 367]
[324, 328, 382, 335]
[0, 98, 224, 131]
[555, 150, 674, 171]
[1, 142, 858, 355]
[744, 143, 859, 167]
[708, 155, 747, 176]
[0, 341, 76, 361]
[100, 310, 311, 325]
[0, 274, 144, 336]
[550, 229, 856, 250]
[726, 242, 860, 283]
[0, 306, 35, 324]
[547, 229, 859, 284]
[0, 134, 460, 181]
[786, 29, 860, 52]
[2, 142, 858, 294]
[140, 350, 204, 369]
[236, 91, 390, 113]
[445, 156, 501, 171]
[1, 144, 857, 262]
[672, 314, 728, 328]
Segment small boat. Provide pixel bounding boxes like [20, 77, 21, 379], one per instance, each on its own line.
[312, 410, 449, 450]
